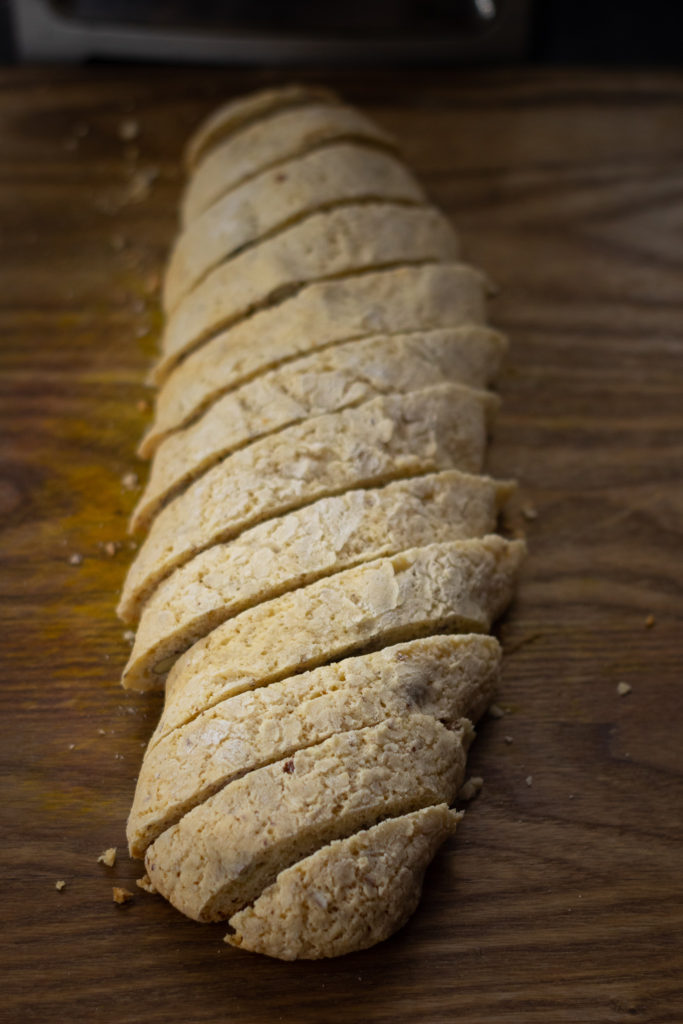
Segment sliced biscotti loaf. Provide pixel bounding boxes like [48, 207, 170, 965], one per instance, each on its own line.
[226, 804, 461, 960]
[182, 102, 396, 224]
[144, 715, 472, 922]
[128, 634, 499, 857]
[124, 471, 511, 688]
[148, 537, 524, 745]
[142, 263, 489, 456]
[155, 203, 459, 382]
[132, 327, 506, 532]
[183, 84, 340, 172]
[118, 383, 497, 623]
[165, 144, 425, 313]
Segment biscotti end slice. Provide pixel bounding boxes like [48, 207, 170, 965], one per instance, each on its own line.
[123, 470, 511, 689]
[131, 326, 506, 534]
[118, 383, 496, 625]
[140, 263, 489, 457]
[184, 84, 340, 172]
[144, 715, 472, 922]
[226, 804, 461, 960]
[127, 633, 500, 857]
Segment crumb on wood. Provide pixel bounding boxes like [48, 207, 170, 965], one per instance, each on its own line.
[55, 880, 66, 891]
[504, 735, 514, 744]
[97, 728, 106, 736]
[123, 629, 135, 644]
[103, 541, 117, 557]
[617, 682, 632, 697]
[118, 118, 140, 141]
[489, 703, 505, 719]
[98, 847, 117, 868]
[68, 552, 83, 566]
[136, 874, 157, 894]
[121, 472, 139, 491]
[112, 886, 134, 905]
[521, 503, 538, 521]
[525, 775, 533, 787]
[458, 776, 484, 802]
[136, 399, 150, 413]
[645, 614, 656, 628]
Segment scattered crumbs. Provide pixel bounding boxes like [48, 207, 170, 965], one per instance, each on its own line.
[645, 614, 656, 629]
[98, 847, 117, 868]
[525, 775, 533, 787]
[458, 776, 484, 802]
[118, 118, 140, 141]
[123, 629, 135, 645]
[136, 874, 157, 894]
[68, 552, 83, 566]
[282, 760, 295, 774]
[68, 743, 75, 750]
[489, 704, 505, 719]
[55, 880, 66, 891]
[110, 233, 127, 251]
[504, 735, 514, 744]
[112, 886, 134, 905]
[121, 472, 139, 491]
[114, 753, 124, 760]
[103, 541, 117, 557]
[569, 793, 575, 799]
[136, 399, 150, 413]
[97, 728, 106, 736]
[521, 503, 538, 521]
[617, 681, 632, 697]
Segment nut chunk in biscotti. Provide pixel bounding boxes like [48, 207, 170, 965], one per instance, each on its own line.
[226, 804, 461, 960]
[144, 715, 473, 922]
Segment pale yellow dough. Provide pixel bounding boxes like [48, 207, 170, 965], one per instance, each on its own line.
[127, 634, 499, 856]
[226, 804, 461, 960]
[144, 715, 473, 922]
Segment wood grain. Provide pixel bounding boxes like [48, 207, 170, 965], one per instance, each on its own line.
[1, 67, 682, 1024]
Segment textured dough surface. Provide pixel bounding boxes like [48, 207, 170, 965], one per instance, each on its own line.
[149, 536, 525, 739]
[144, 715, 472, 921]
[182, 103, 395, 223]
[127, 634, 499, 856]
[124, 471, 510, 689]
[226, 804, 461, 960]
[166, 143, 425, 313]
[142, 263, 488, 456]
[156, 203, 459, 380]
[119, 383, 496, 624]
[133, 327, 506, 532]
[184, 84, 339, 172]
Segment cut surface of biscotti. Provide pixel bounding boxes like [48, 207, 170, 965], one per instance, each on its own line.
[148, 537, 525, 741]
[132, 327, 506, 532]
[144, 715, 472, 921]
[226, 804, 461, 960]
[184, 84, 340, 172]
[118, 383, 497, 623]
[182, 102, 395, 224]
[155, 203, 459, 381]
[128, 634, 499, 857]
[142, 263, 488, 456]
[165, 143, 425, 313]
[124, 471, 510, 689]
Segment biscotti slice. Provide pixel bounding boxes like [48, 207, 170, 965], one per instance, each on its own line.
[184, 84, 340, 172]
[119, 383, 497, 623]
[226, 804, 460, 960]
[182, 103, 395, 224]
[144, 715, 472, 921]
[155, 203, 459, 382]
[128, 634, 498, 857]
[148, 537, 524, 745]
[124, 471, 511, 689]
[133, 327, 506, 532]
[165, 143, 425, 313]
[142, 263, 488, 456]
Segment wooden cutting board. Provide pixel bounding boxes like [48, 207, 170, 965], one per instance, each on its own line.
[1, 67, 682, 1024]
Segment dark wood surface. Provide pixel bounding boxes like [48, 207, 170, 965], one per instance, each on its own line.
[1, 67, 682, 1024]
